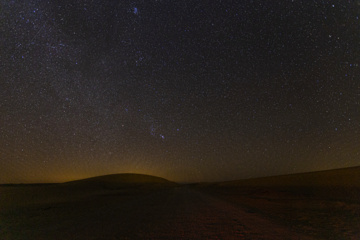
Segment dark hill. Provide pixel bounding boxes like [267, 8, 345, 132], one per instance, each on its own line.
[217, 166, 360, 188]
[63, 173, 177, 189]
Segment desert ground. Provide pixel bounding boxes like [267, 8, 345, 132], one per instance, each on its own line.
[1, 168, 360, 239]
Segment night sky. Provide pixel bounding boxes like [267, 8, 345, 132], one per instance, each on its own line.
[1, 0, 360, 183]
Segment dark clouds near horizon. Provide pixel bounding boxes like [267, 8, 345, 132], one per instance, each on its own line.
[1, 0, 360, 183]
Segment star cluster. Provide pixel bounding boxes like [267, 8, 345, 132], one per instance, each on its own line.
[1, 0, 359, 183]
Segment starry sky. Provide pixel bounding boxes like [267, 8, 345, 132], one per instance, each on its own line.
[1, 0, 360, 183]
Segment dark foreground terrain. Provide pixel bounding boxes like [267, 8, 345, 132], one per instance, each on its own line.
[1, 169, 360, 239]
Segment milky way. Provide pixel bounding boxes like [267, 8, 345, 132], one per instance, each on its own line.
[1, 0, 359, 183]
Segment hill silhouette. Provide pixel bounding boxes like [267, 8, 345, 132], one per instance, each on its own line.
[217, 166, 360, 188]
[63, 173, 177, 189]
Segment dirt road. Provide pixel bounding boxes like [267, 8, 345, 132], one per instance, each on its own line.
[130, 187, 314, 240]
[1, 185, 316, 239]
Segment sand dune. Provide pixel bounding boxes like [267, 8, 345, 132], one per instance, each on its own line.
[62, 173, 177, 189]
[217, 166, 360, 188]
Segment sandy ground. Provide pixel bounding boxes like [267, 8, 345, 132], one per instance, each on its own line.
[198, 185, 360, 240]
[1, 183, 359, 239]
[0, 185, 323, 239]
